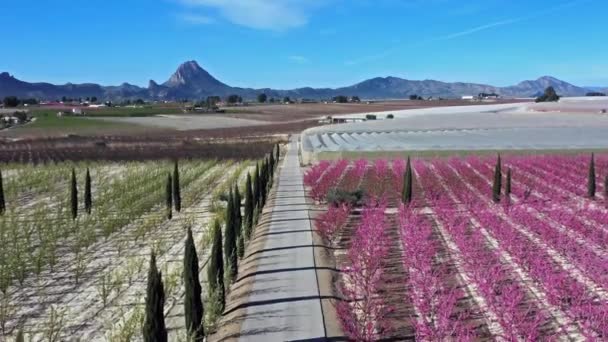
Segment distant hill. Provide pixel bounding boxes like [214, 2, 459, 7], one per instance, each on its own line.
[0, 60, 593, 101]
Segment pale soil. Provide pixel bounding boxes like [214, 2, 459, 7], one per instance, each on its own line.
[93, 115, 268, 131]
[431, 164, 583, 338]
[450, 169, 606, 338]
[458, 163, 608, 301]
[300, 99, 608, 159]
[3, 164, 235, 340]
[313, 158, 607, 340]
[223, 100, 527, 122]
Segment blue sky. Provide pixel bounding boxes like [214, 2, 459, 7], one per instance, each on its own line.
[1, 0, 606, 89]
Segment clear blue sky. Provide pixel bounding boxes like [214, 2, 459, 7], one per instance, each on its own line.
[1, 0, 606, 89]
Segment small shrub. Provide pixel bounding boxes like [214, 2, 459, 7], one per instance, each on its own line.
[326, 189, 364, 207]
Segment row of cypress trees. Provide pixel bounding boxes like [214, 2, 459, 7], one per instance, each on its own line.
[400, 155, 518, 205]
[217, 148, 278, 285]
[206, 146, 279, 316]
[586, 153, 608, 199]
[492, 153, 607, 203]
[143, 145, 280, 341]
[0, 170, 5, 215]
[70, 168, 93, 219]
[143, 227, 206, 341]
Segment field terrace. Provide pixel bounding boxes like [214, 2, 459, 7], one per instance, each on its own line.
[305, 154, 608, 340]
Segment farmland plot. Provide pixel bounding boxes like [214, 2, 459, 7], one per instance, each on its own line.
[0, 158, 255, 340]
[306, 154, 608, 340]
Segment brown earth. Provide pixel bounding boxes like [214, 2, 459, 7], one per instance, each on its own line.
[0, 99, 529, 164]
[223, 99, 531, 122]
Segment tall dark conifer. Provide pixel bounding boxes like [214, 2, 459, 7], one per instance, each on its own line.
[402, 157, 413, 204]
[71, 168, 78, 220]
[84, 168, 92, 214]
[15, 328, 24, 342]
[492, 155, 502, 203]
[234, 185, 245, 258]
[253, 164, 261, 212]
[244, 173, 254, 240]
[166, 174, 173, 220]
[234, 185, 242, 237]
[269, 151, 275, 180]
[588, 153, 596, 199]
[224, 190, 238, 279]
[604, 174, 608, 198]
[505, 168, 512, 196]
[143, 252, 167, 342]
[260, 159, 268, 207]
[0, 169, 5, 215]
[268, 154, 275, 187]
[208, 219, 225, 312]
[183, 227, 204, 341]
[173, 161, 181, 212]
[274, 144, 280, 167]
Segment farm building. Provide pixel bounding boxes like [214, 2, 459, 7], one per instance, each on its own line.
[56, 108, 86, 117]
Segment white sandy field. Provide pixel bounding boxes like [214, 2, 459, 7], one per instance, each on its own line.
[93, 114, 267, 130]
[300, 97, 608, 164]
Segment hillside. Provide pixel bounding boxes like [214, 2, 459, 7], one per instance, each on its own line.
[0, 61, 591, 101]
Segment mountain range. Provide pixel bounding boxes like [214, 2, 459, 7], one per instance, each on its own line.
[0, 60, 602, 101]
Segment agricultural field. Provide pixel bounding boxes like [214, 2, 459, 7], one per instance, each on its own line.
[306, 154, 608, 340]
[0, 156, 264, 340]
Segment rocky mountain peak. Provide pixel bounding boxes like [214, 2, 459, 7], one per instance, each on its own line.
[162, 60, 229, 94]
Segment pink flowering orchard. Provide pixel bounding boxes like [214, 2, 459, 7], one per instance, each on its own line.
[305, 154, 608, 340]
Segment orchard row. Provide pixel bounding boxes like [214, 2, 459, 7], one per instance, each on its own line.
[307, 154, 608, 340]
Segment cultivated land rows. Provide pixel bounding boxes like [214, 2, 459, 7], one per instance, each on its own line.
[307, 154, 608, 340]
[1, 160, 251, 340]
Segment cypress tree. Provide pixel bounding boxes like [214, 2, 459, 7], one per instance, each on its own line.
[84, 168, 92, 214]
[604, 174, 608, 198]
[588, 153, 596, 199]
[173, 161, 181, 212]
[166, 174, 173, 220]
[268, 154, 275, 188]
[71, 168, 78, 220]
[143, 252, 167, 342]
[183, 227, 204, 341]
[234, 185, 245, 258]
[0, 169, 5, 215]
[16, 328, 24, 342]
[259, 161, 265, 208]
[402, 157, 413, 204]
[506, 168, 512, 196]
[208, 219, 225, 312]
[269, 151, 275, 180]
[260, 159, 268, 206]
[274, 144, 280, 167]
[244, 173, 254, 240]
[253, 164, 261, 213]
[492, 155, 502, 203]
[224, 190, 238, 279]
[234, 185, 242, 237]
[269, 150, 274, 170]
